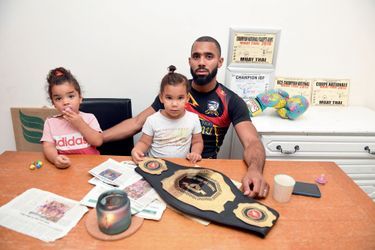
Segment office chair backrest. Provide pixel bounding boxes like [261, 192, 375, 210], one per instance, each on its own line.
[80, 98, 134, 156]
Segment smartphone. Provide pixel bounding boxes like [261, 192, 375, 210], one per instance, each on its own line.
[292, 181, 321, 198]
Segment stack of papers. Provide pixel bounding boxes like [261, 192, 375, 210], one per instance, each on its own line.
[81, 159, 166, 221]
[0, 188, 88, 242]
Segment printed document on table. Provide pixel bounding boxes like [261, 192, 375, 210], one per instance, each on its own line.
[122, 178, 158, 214]
[85, 178, 159, 215]
[80, 183, 117, 208]
[89, 158, 139, 186]
[0, 188, 88, 242]
[136, 198, 166, 220]
[86, 159, 161, 216]
[80, 183, 165, 220]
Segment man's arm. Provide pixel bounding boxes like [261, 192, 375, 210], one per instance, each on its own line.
[103, 106, 156, 142]
[234, 121, 269, 198]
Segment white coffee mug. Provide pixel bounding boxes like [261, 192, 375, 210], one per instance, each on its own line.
[273, 174, 296, 203]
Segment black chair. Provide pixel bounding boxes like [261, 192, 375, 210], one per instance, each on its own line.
[80, 98, 134, 156]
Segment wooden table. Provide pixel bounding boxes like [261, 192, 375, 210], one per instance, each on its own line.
[0, 151, 374, 249]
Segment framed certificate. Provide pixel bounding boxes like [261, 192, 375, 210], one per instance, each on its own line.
[311, 79, 350, 106]
[227, 28, 281, 69]
[274, 77, 313, 102]
[225, 68, 275, 101]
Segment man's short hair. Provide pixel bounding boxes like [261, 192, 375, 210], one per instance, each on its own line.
[192, 36, 221, 56]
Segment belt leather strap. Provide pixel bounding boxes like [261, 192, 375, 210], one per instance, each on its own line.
[135, 158, 279, 238]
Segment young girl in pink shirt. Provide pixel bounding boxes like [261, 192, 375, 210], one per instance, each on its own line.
[41, 67, 103, 169]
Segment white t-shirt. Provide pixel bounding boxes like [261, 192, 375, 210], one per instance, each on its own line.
[142, 110, 202, 158]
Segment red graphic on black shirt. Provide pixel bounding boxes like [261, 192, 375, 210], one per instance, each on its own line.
[185, 86, 230, 128]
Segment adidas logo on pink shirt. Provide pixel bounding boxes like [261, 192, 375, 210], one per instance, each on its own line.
[54, 133, 90, 150]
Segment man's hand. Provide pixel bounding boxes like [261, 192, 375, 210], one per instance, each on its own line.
[234, 121, 267, 198]
[242, 168, 269, 198]
[186, 152, 202, 164]
[54, 155, 71, 169]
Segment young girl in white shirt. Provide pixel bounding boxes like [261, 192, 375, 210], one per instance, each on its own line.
[131, 65, 203, 164]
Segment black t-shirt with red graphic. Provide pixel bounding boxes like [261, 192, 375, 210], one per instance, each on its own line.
[151, 81, 251, 158]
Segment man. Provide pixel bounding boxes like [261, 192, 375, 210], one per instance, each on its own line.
[104, 36, 269, 198]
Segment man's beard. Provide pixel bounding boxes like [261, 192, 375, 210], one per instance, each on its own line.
[190, 67, 218, 86]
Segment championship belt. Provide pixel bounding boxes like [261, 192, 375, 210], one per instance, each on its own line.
[135, 158, 279, 237]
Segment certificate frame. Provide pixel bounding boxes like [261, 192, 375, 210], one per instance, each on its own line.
[274, 77, 313, 103]
[311, 78, 350, 106]
[225, 67, 275, 101]
[227, 28, 281, 69]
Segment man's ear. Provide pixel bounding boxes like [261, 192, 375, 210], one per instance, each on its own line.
[218, 57, 224, 68]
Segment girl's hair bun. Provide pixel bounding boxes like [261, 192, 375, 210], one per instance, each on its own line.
[168, 65, 176, 74]
[54, 69, 64, 77]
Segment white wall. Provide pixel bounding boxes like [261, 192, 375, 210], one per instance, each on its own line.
[1, 0, 374, 155]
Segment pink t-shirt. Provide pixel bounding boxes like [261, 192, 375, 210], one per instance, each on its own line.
[41, 112, 102, 155]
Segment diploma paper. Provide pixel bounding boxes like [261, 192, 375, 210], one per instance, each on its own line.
[274, 77, 312, 101]
[231, 32, 276, 65]
[311, 79, 350, 106]
[227, 70, 273, 100]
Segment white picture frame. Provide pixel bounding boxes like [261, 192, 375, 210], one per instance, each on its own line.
[225, 67, 275, 101]
[227, 28, 281, 69]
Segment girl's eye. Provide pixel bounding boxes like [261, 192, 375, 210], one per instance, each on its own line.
[68, 94, 75, 99]
[54, 97, 62, 101]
